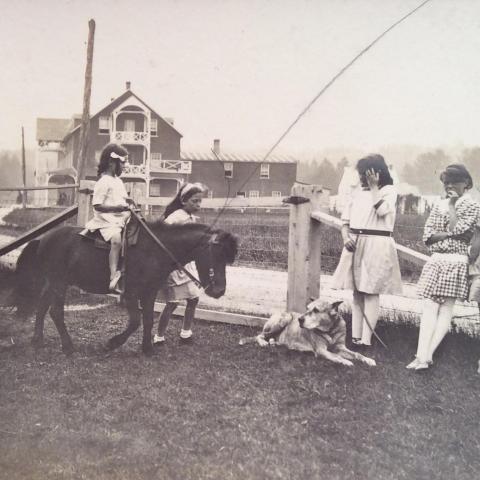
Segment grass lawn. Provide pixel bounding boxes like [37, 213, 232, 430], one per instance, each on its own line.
[1, 300, 479, 480]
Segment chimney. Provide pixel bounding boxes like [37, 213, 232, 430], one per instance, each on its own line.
[213, 139, 220, 155]
[126, 81, 131, 90]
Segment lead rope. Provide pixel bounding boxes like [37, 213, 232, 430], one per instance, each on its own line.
[350, 234, 388, 349]
[130, 209, 204, 288]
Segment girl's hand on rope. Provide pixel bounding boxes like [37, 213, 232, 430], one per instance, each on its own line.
[343, 236, 356, 252]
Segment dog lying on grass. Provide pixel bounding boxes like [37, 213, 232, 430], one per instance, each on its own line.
[239, 299, 376, 367]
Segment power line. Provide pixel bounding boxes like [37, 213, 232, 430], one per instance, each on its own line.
[207, 0, 434, 229]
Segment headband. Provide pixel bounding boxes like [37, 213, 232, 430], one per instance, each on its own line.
[110, 151, 127, 162]
[180, 182, 204, 201]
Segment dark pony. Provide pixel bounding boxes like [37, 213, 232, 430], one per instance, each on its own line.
[12, 219, 238, 355]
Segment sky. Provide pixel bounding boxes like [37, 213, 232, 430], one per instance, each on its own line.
[0, 0, 479, 160]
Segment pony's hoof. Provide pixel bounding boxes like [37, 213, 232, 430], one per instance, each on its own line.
[62, 344, 75, 356]
[106, 336, 122, 351]
[31, 337, 44, 349]
[142, 345, 154, 356]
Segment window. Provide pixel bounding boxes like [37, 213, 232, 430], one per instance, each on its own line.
[272, 191, 282, 197]
[124, 119, 135, 131]
[95, 150, 102, 161]
[207, 190, 213, 199]
[99, 116, 109, 134]
[260, 163, 270, 179]
[150, 182, 161, 197]
[249, 190, 259, 198]
[236, 191, 246, 198]
[150, 118, 158, 136]
[151, 152, 162, 161]
[224, 162, 233, 178]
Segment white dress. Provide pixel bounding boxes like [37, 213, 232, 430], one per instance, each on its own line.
[85, 174, 130, 241]
[158, 209, 201, 302]
[331, 184, 403, 294]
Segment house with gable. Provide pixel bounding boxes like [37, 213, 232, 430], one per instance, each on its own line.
[35, 82, 187, 206]
[35, 82, 298, 208]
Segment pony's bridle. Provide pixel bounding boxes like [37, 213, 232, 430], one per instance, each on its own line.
[131, 209, 217, 290]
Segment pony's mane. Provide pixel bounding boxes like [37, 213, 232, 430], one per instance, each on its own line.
[146, 219, 238, 264]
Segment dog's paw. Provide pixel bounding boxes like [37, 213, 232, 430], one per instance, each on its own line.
[268, 338, 276, 346]
[363, 357, 376, 367]
[340, 358, 354, 367]
[257, 337, 269, 347]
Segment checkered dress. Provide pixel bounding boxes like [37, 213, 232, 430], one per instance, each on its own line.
[418, 195, 480, 302]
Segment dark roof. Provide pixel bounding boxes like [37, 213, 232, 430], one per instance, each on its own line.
[64, 89, 182, 140]
[36, 118, 72, 141]
[181, 151, 297, 164]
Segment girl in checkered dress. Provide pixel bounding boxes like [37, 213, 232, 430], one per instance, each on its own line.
[407, 164, 480, 371]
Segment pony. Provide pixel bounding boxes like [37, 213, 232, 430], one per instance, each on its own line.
[12, 219, 238, 355]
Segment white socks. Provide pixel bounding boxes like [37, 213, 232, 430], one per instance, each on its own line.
[153, 334, 165, 344]
[154, 330, 193, 343]
[180, 329, 193, 339]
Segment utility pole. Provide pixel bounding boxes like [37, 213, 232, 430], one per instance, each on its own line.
[76, 19, 95, 187]
[21, 126, 27, 208]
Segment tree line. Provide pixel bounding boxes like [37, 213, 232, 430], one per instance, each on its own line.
[298, 147, 480, 195]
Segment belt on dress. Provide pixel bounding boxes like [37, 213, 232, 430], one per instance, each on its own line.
[349, 228, 392, 237]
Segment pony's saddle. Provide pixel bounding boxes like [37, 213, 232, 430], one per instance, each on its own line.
[79, 217, 140, 251]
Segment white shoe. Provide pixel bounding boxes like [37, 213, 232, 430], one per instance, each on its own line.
[153, 334, 165, 345]
[109, 271, 122, 292]
[406, 358, 421, 369]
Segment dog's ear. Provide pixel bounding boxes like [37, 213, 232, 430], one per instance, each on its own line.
[330, 301, 343, 312]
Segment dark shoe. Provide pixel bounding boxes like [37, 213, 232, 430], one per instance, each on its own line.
[414, 361, 430, 372]
[179, 336, 194, 345]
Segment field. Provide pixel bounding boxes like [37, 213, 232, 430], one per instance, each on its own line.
[1, 297, 480, 480]
[1, 206, 426, 280]
[1, 206, 480, 479]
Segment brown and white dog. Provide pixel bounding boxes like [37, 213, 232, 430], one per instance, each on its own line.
[239, 299, 376, 367]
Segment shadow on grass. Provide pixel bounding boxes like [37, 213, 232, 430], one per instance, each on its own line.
[0, 304, 479, 480]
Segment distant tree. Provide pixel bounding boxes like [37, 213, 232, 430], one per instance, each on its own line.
[333, 157, 349, 194]
[0, 151, 22, 187]
[315, 158, 336, 190]
[459, 148, 480, 183]
[402, 149, 450, 195]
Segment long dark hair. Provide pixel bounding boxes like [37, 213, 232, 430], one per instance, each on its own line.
[97, 143, 129, 177]
[163, 183, 205, 219]
[356, 154, 393, 188]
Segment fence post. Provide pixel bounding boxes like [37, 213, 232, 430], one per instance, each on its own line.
[77, 179, 95, 227]
[286, 184, 324, 312]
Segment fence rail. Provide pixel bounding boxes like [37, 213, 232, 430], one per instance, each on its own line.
[310, 210, 429, 267]
[0, 184, 79, 192]
[286, 184, 430, 312]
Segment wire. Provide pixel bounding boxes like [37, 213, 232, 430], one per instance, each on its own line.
[205, 0, 434, 231]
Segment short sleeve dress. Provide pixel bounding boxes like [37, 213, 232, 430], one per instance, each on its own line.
[157, 209, 202, 303]
[85, 174, 130, 241]
[417, 194, 480, 303]
[332, 184, 403, 294]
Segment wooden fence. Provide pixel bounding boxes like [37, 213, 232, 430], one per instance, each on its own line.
[286, 183, 429, 312]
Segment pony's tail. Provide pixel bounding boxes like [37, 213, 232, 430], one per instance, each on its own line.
[12, 240, 44, 319]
